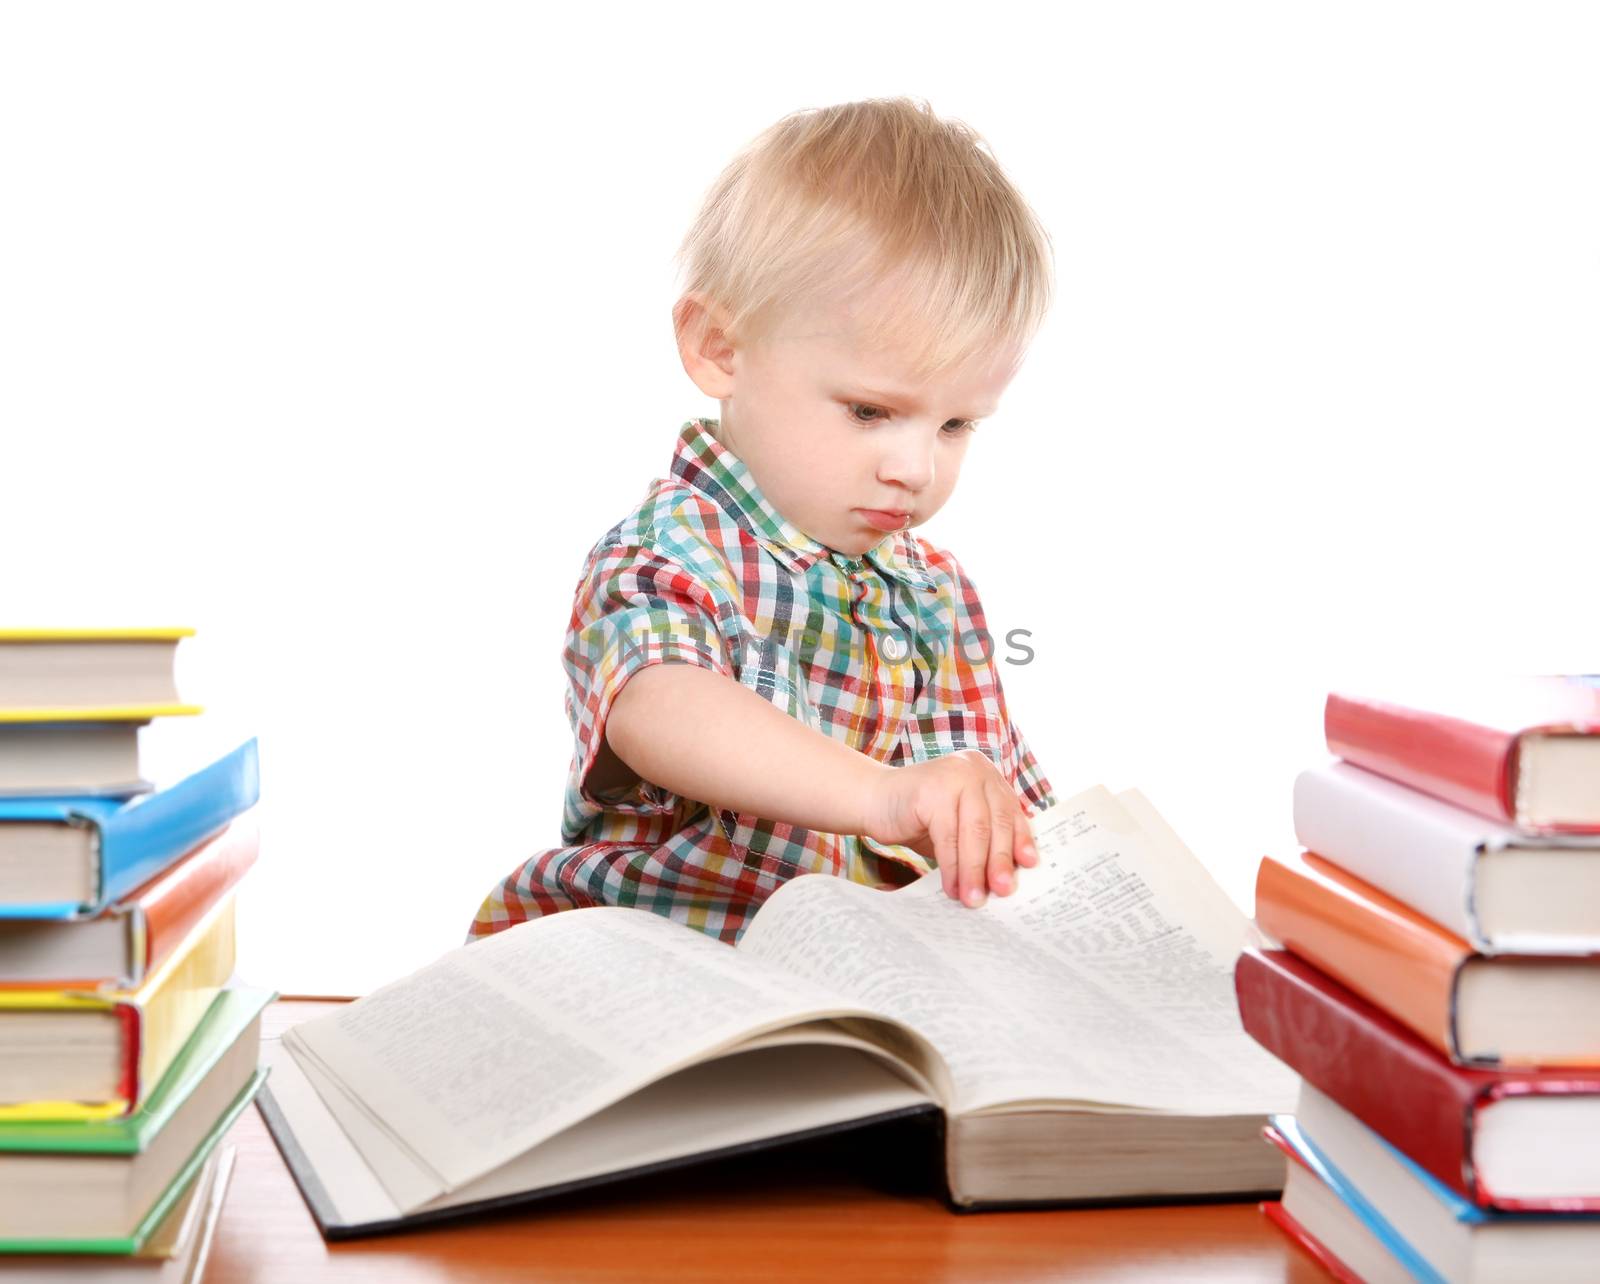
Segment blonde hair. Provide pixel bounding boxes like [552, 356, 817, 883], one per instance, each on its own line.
[673, 96, 1054, 381]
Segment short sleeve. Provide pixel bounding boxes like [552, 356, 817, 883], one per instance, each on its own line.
[563, 539, 735, 816]
[1000, 712, 1057, 815]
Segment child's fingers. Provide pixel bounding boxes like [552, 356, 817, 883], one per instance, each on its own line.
[957, 785, 991, 907]
[1014, 805, 1039, 867]
[985, 784, 1020, 895]
[930, 797, 960, 902]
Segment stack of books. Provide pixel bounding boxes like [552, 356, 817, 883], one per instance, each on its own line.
[0, 629, 272, 1269]
[1235, 677, 1600, 1283]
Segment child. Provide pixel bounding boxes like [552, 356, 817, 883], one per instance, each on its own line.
[468, 96, 1057, 947]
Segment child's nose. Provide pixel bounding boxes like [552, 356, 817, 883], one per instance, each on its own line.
[877, 441, 936, 492]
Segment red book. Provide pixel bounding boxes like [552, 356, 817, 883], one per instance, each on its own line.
[1324, 677, 1600, 834]
[1236, 947, 1600, 1212]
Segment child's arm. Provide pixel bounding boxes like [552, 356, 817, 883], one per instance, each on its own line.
[605, 661, 1038, 907]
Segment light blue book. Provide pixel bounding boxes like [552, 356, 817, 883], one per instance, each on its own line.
[0, 738, 259, 920]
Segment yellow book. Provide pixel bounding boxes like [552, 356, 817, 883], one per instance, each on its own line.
[0, 629, 201, 722]
[0, 892, 237, 1120]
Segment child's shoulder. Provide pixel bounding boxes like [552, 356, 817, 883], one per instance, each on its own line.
[577, 475, 742, 585]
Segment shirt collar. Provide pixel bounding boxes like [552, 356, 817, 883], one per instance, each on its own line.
[670, 417, 937, 592]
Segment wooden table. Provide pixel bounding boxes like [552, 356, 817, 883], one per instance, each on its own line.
[201, 1000, 1329, 1283]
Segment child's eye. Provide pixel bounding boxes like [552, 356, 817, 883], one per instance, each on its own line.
[847, 402, 978, 436]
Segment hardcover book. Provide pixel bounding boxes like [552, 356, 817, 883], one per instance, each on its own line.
[0, 738, 259, 917]
[1236, 947, 1600, 1211]
[0, 814, 259, 988]
[257, 786, 1297, 1239]
[0, 628, 199, 723]
[1325, 677, 1600, 834]
[1269, 1089, 1600, 1284]
[1293, 760, 1600, 952]
[0, 986, 271, 1253]
[0, 893, 238, 1120]
[1254, 850, 1600, 1066]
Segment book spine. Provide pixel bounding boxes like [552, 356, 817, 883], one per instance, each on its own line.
[132, 895, 238, 1111]
[138, 813, 259, 979]
[1236, 948, 1479, 1202]
[95, 739, 260, 911]
[1254, 853, 1466, 1058]
[1324, 692, 1514, 825]
[115, 1003, 139, 1110]
[1292, 763, 1482, 945]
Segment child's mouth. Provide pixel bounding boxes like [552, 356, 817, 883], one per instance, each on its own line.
[857, 508, 910, 532]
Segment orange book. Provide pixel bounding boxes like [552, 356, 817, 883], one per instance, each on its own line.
[1254, 851, 1600, 1067]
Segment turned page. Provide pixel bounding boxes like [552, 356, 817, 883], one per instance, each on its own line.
[737, 785, 1299, 1118]
[284, 905, 933, 1195]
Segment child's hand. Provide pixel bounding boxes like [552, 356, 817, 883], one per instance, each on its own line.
[860, 750, 1040, 907]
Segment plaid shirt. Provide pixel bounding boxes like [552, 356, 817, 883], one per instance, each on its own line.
[467, 417, 1055, 945]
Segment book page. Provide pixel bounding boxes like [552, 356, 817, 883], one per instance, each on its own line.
[738, 785, 1299, 1118]
[284, 904, 937, 1201]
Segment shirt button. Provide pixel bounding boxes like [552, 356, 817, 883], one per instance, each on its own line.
[880, 632, 909, 662]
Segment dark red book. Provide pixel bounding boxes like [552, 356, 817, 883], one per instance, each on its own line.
[1235, 947, 1600, 1212]
[1324, 677, 1600, 834]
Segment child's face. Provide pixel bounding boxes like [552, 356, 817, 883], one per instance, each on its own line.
[686, 287, 1023, 557]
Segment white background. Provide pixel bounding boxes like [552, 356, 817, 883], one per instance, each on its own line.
[2, 2, 1596, 995]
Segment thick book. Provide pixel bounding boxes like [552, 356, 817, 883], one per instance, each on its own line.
[0, 628, 199, 723]
[1236, 947, 1600, 1211]
[0, 738, 259, 916]
[1325, 677, 1600, 834]
[0, 893, 238, 1121]
[0, 813, 259, 989]
[0, 986, 270, 1253]
[1254, 850, 1600, 1066]
[1272, 1087, 1600, 1284]
[257, 786, 1297, 1239]
[1294, 760, 1600, 952]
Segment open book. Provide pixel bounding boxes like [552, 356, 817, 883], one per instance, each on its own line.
[258, 785, 1298, 1238]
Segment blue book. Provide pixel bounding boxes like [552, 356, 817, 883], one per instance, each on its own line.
[0, 739, 259, 920]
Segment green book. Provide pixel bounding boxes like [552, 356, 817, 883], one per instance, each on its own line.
[0, 985, 274, 1253]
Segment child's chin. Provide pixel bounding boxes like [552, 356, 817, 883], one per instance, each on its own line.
[828, 534, 881, 557]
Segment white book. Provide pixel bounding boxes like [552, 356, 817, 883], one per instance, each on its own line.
[1293, 760, 1600, 953]
[258, 785, 1298, 1239]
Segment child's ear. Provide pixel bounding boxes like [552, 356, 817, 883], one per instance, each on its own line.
[675, 291, 737, 397]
